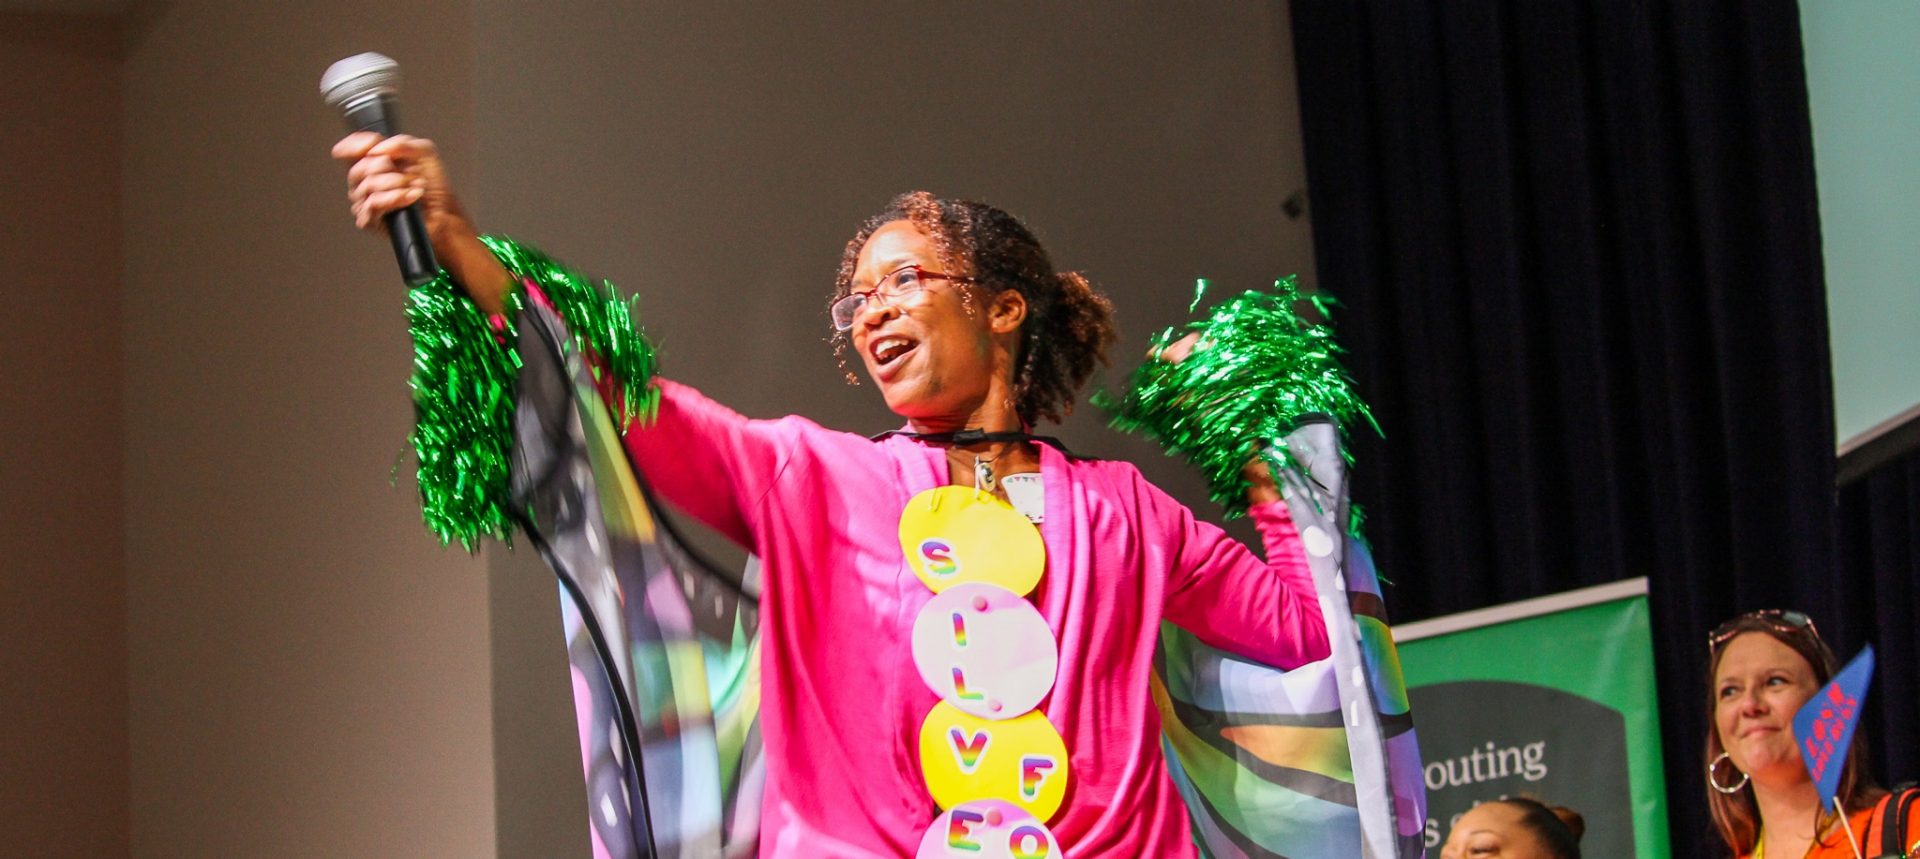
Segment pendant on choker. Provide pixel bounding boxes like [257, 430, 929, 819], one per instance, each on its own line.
[975, 455, 995, 492]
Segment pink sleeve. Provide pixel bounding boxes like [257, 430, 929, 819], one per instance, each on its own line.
[620, 378, 793, 549]
[509, 282, 793, 549]
[1161, 498, 1331, 670]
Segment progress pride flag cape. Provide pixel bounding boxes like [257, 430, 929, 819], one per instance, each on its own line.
[471, 245, 1424, 858]
[1154, 418, 1426, 859]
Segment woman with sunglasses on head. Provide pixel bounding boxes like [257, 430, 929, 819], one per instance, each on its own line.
[335, 133, 1336, 857]
[1706, 610, 1918, 858]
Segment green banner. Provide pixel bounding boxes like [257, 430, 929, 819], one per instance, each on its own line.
[1395, 579, 1669, 858]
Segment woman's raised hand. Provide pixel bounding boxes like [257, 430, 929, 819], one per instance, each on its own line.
[333, 132, 459, 233]
[1157, 332, 1203, 364]
[331, 132, 510, 313]
[1157, 332, 1281, 505]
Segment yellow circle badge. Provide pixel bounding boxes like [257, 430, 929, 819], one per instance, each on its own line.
[899, 486, 1046, 595]
[918, 701, 1070, 822]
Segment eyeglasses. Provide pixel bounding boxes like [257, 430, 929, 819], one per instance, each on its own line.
[831, 264, 976, 332]
[1707, 609, 1820, 653]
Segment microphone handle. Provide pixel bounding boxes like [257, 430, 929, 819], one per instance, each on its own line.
[343, 97, 440, 286]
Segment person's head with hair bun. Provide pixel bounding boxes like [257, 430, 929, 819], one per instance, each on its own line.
[832, 191, 1117, 429]
[1441, 797, 1584, 859]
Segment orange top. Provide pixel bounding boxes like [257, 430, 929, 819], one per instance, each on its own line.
[1742, 794, 1920, 859]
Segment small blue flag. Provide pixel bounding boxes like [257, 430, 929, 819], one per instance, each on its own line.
[1792, 644, 1875, 805]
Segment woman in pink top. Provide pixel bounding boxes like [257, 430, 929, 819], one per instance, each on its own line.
[337, 132, 1332, 857]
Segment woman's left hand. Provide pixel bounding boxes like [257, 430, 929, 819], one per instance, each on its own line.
[1241, 456, 1281, 506]
[1159, 333, 1283, 507]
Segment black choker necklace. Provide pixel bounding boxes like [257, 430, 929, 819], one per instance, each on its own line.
[871, 428, 1075, 492]
[869, 428, 1074, 455]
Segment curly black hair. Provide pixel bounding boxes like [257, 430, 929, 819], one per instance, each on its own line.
[833, 191, 1117, 426]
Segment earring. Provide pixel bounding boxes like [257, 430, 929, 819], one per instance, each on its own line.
[1707, 752, 1750, 794]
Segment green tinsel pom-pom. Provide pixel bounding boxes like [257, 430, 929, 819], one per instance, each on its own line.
[1096, 276, 1379, 518]
[478, 237, 659, 427]
[407, 271, 522, 548]
[406, 237, 658, 549]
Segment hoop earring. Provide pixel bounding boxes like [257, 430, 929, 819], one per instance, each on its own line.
[1708, 753, 1750, 794]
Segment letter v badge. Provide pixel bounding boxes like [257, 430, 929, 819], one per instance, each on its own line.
[949, 725, 992, 774]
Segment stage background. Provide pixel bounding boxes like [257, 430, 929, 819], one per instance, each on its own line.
[16, 3, 500, 858]
[5, 2, 1908, 857]
[3, 3, 1316, 857]
[0, 12, 128, 858]
[1290, 2, 1917, 856]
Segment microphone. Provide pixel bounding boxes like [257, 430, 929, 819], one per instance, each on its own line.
[321, 53, 440, 286]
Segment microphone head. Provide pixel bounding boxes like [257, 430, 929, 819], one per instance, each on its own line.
[321, 52, 401, 109]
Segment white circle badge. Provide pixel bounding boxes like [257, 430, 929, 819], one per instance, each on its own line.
[911, 583, 1058, 719]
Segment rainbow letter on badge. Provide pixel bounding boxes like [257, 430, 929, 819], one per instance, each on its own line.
[920, 539, 960, 577]
[946, 808, 986, 852]
[949, 727, 992, 773]
[951, 666, 986, 701]
[1007, 825, 1052, 858]
[951, 612, 969, 647]
[1019, 756, 1056, 801]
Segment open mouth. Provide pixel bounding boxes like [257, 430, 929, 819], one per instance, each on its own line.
[869, 334, 919, 369]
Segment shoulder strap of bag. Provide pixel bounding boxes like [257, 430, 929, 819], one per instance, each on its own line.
[1873, 785, 1920, 857]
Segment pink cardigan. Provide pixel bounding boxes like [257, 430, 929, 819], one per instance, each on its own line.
[626, 379, 1330, 858]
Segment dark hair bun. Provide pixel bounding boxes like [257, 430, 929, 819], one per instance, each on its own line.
[1549, 805, 1585, 842]
[1035, 270, 1116, 420]
[1497, 797, 1582, 858]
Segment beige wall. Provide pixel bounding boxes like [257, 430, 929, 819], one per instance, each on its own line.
[6, 3, 1311, 856]
[472, 4, 1315, 450]
[0, 12, 129, 858]
[119, 3, 493, 856]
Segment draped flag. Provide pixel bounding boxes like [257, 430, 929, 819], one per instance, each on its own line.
[508, 302, 763, 858]
[1153, 419, 1426, 859]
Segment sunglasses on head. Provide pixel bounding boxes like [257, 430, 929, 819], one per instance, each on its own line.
[1707, 609, 1820, 653]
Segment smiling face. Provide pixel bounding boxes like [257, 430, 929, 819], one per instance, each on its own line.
[846, 220, 1026, 429]
[1441, 803, 1554, 859]
[1713, 632, 1820, 785]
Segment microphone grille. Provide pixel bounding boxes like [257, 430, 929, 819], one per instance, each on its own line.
[321, 52, 401, 108]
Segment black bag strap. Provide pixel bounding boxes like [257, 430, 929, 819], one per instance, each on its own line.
[1872, 785, 1920, 857]
[1893, 785, 1919, 856]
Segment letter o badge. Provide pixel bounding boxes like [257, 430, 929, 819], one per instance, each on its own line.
[915, 800, 1060, 858]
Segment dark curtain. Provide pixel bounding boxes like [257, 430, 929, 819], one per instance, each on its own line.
[1839, 449, 1920, 794]
[1286, 1, 1894, 854]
